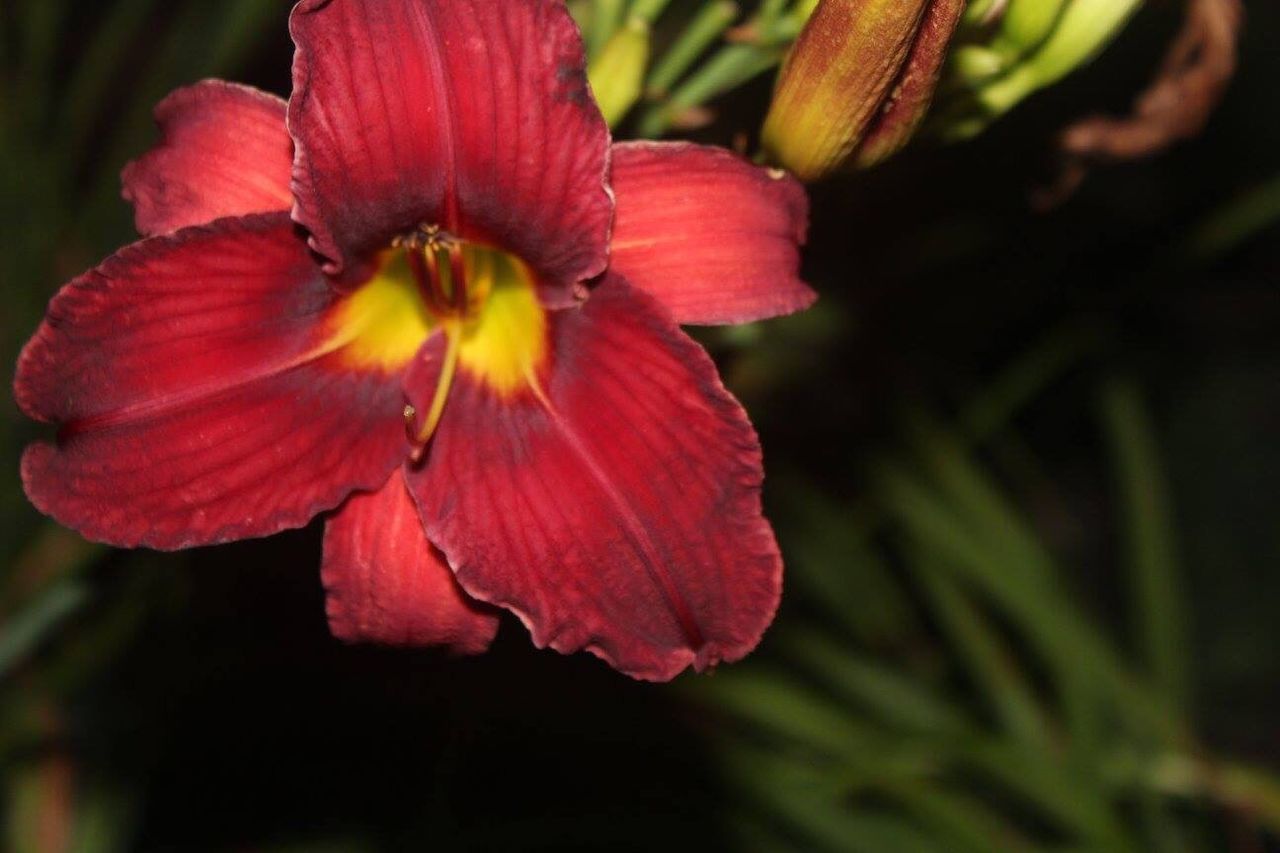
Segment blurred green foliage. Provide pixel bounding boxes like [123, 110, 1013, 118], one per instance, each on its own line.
[3, 1, 1280, 851]
[936, 0, 1144, 141]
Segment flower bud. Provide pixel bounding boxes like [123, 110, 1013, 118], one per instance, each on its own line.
[762, 0, 965, 181]
[588, 18, 651, 128]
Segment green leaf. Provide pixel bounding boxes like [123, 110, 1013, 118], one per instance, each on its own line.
[1184, 171, 1280, 263]
[873, 459, 1182, 747]
[778, 627, 971, 736]
[725, 748, 950, 853]
[959, 322, 1101, 443]
[910, 562, 1051, 746]
[57, 0, 163, 160]
[885, 785, 1039, 853]
[645, 0, 740, 98]
[698, 670, 893, 766]
[639, 42, 781, 136]
[775, 479, 918, 647]
[1097, 377, 1188, 710]
[904, 414, 1058, 589]
[955, 739, 1139, 853]
[0, 579, 91, 681]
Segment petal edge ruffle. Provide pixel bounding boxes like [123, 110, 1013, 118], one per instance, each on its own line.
[407, 274, 782, 681]
[122, 80, 293, 236]
[15, 213, 409, 549]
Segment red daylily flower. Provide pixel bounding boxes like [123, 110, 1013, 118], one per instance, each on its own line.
[14, 0, 814, 681]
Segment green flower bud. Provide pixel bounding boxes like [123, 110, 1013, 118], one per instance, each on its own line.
[934, 0, 1144, 141]
[588, 17, 652, 128]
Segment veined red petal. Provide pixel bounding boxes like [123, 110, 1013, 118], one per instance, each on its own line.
[322, 470, 499, 652]
[406, 275, 782, 681]
[15, 214, 409, 550]
[122, 81, 293, 236]
[288, 0, 611, 296]
[608, 142, 814, 326]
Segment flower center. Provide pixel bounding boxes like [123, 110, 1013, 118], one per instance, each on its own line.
[396, 225, 483, 322]
[324, 226, 549, 460]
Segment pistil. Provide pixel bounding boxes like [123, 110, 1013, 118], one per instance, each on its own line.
[399, 224, 472, 461]
[407, 322, 462, 462]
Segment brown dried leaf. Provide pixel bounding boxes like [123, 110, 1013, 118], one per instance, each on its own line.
[1037, 0, 1243, 208]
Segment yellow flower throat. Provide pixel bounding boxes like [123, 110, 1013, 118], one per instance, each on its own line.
[325, 227, 548, 454]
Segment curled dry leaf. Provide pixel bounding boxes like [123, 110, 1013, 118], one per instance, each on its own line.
[1038, 0, 1242, 208]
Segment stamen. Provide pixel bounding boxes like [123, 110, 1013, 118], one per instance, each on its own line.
[408, 323, 463, 463]
[395, 224, 493, 461]
[406, 248, 445, 314]
[401, 224, 472, 322]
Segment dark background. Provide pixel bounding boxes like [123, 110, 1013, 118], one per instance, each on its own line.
[2, 1, 1278, 850]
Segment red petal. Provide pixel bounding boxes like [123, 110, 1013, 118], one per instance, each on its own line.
[288, 0, 611, 295]
[406, 275, 782, 681]
[15, 214, 409, 550]
[122, 81, 293, 236]
[322, 470, 500, 652]
[608, 142, 814, 326]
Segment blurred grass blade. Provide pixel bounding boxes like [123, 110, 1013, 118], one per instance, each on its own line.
[778, 627, 971, 735]
[15, 0, 68, 128]
[873, 458, 1182, 745]
[645, 0, 739, 97]
[873, 460, 1068, 641]
[1135, 755, 1280, 839]
[3, 524, 105, 616]
[1137, 791, 1189, 853]
[697, 670, 889, 766]
[69, 780, 138, 853]
[957, 739, 1140, 853]
[1214, 763, 1280, 838]
[58, 0, 162, 158]
[0, 579, 91, 680]
[777, 478, 919, 646]
[1185, 171, 1280, 264]
[72, 0, 283, 251]
[885, 785, 1037, 853]
[205, 0, 284, 72]
[904, 413, 1058, 587]
[1098, 377, 1188, 710]
[725, 749, 948, 853]
[911, 562, 1050, 746]
[639, 42, 782, 136]
[960, 321, 1100, 443]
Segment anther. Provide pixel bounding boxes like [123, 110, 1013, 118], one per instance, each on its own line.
[402, 223, 470, 321]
